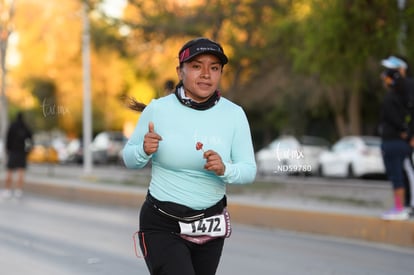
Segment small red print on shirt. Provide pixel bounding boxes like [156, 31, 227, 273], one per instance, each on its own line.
[196, 142, 204, 151]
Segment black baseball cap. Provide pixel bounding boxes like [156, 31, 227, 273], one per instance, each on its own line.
[178, 37, 228, 65]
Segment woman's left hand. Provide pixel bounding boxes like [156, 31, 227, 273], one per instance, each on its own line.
[203, 150, 225, 176]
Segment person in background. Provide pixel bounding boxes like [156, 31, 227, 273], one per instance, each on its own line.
[1, 112, 33, 199]
[381, 55, 414, 216]
[123, 37, 256, 275]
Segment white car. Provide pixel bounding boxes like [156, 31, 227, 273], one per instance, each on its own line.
[256, 135, 329, 176]
[318, 136, 385, 178]
[91, 131, 126, 164]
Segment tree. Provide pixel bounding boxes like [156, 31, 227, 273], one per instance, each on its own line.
[7, 0, 414, 145]
[8, 0, 154, 137]
[24, 77, 58, 130]
[292, 0, 413, 137]
[123, 0, 414, 141]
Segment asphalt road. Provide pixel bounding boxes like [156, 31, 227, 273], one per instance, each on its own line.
[1, 194, 413, 275]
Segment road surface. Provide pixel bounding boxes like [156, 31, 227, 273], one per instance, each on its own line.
[1, 194, 413, 275]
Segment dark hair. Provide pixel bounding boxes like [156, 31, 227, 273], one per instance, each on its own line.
[120, 95, 147, 112]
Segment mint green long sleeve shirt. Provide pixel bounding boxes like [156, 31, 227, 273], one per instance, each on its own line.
[123, 94, 256, 210]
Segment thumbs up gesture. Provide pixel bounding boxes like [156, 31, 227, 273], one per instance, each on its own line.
[143, 122, 162, 155]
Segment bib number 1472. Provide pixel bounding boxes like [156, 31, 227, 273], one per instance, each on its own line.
[179, 214, 226, 237]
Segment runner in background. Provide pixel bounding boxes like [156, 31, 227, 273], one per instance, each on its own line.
[1, 112, 33, 199]
[381, 56, 414, 216]
[379, 56, 414, 220]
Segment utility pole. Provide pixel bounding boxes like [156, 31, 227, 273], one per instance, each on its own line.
[0, 0, 15, 149]
[82, 1, 93, 174]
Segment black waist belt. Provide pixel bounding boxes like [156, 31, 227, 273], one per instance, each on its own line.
[146, 192, 227, 222]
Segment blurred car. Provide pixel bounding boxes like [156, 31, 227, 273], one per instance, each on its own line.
[69, 131, 126, 164]
[65, 138, 83, 164]
[28, 145, 59, 164]
[318, 136, 385, 178]
[91, 131, 126, 164]
[256, 135, 330, 176]
[50, 137, 71, 163]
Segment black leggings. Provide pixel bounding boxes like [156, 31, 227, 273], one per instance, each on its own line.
[138, 200, 225, 275]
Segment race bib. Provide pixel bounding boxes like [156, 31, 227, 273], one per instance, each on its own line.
[179, 208, 231, 238]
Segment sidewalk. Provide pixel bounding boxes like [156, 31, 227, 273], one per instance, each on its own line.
[2, 164, 414, 248]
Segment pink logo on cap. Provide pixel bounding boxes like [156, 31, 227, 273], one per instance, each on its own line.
[179, 48, 190, 62]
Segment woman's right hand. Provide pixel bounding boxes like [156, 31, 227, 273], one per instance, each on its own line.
[143, 122, 162, 155]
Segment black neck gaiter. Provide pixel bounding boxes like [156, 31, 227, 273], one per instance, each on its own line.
[174, 86, 220, 110]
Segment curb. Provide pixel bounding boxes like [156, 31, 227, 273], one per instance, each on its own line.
[25, 179, 414, 249]
[229, 203, 414, 248]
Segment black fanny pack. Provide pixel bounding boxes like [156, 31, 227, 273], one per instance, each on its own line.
[146, 192, 227, 222]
